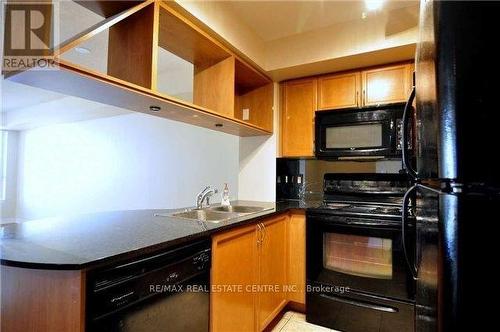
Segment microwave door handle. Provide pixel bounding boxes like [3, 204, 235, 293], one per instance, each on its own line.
[402, 184, 418, 280]
[402, 87, 417, 179]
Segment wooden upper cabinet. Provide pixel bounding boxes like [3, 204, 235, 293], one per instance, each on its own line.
[234, 59, 274, 132]
[258, 215, 288, 331]
[107, 3, 156, 89]
[317, 72, 360, 110]
[28, 1, 272, 137]
[281, 78, 317, 157]
[361, 63, 413, 106]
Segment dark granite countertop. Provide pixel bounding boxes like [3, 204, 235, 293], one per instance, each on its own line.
[0, 200, 320, 270]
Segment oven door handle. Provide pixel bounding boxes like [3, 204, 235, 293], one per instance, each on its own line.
[402, 184, 418, 280]
[319, 293, 398, 313]
[402, 87, 417, 180]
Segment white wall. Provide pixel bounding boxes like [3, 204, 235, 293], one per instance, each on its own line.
[15, 113, 239, 220]
[1, 131, 19, 221]
[238, 135, 276, 201]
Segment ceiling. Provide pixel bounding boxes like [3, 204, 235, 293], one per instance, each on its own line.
[226, 0, 420, 42]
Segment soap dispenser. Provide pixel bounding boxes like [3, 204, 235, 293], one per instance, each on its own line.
[221, 183, 231, 206]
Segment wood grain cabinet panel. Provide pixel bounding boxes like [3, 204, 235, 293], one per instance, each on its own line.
[235, 83, 274, 132]
[317, 72, 360, 110]
[107, 2, 156, 89]
[193, 56, 236, 118]
[1, 266, 85, 332]
[361, 63, 413, 106]
[211, 213, 292, 332]
[258, 215, 288, 331]
[11, 1, 272, 137]
[281, 78, 317, 157]
[211, 224, 259, 332]
[280, 62, 414, 157]
[287, 211, 306, 306]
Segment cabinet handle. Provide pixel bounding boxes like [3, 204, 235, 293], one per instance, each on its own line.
[356, 91, 359, 107]
[261, 223, 266, 244]
[362, 90, 366, 106]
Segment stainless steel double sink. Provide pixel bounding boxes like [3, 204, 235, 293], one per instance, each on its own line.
[167, 205, 272, 223]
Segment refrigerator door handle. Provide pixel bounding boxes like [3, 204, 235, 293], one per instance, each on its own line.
[402, 183, 443, 280]
[402, 87, 417, 180]
[402, 184, 418, 280]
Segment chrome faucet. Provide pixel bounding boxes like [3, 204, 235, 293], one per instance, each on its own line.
[196, 186, 219, 209]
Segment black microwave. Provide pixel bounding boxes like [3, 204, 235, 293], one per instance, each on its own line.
[315, 103, 412, 160]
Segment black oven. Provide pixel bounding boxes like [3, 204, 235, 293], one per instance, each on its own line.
[315, 104, 410, 160]
[306, 211, 415, 332]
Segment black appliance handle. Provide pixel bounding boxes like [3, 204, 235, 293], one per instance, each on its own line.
[402, 184, 418, 280]
[402, 183, 443, 280]
[402, 87, 417, 180]
[319, 293, 398, 313]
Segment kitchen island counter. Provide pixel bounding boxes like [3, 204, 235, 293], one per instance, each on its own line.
[0, 200, 319, 270]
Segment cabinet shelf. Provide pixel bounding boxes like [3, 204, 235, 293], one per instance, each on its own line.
[234, 59, 274, 132]
[8, 59, 271, 136]
[5, 0, 273, 137]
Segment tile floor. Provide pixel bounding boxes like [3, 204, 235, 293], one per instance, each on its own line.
[271, 311, 340, 332]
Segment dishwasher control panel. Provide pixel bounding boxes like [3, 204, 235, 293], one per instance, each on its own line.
[87, 240, 211, 322]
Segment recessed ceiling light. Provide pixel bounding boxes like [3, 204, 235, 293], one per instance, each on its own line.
[149, 105, 161, 112]
[365, 0, 385, 11]
[192, 114, 199, 118]
[74, 46, 91, 54]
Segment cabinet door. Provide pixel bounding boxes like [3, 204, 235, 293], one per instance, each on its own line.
[362, 63, 413, 106]
[317, 72, 360, 110]
[258, 214, 288, 331]
[211, 224, 259, 332]
[281, 78, 317, 157]
[287, 211, 306, 305]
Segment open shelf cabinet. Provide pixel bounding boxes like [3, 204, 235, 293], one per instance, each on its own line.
[5, 0, 273, 136]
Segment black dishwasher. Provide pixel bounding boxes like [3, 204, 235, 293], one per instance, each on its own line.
[86, 240, 211, 332]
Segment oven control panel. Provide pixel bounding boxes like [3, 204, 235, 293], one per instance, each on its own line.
[323, 174, 410, 196]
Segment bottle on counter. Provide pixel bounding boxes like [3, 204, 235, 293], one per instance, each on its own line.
[221, 183, 231, 206]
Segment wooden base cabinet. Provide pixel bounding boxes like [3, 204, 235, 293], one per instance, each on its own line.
[257, 215, 288, 331]
[211, 214, 290, 332]
[1, 266, 85, 332]
[211, 223, 259, 332]
[287, 211, 306, 306]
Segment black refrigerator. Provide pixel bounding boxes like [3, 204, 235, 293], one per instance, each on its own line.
[402, 1, 500, 331]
